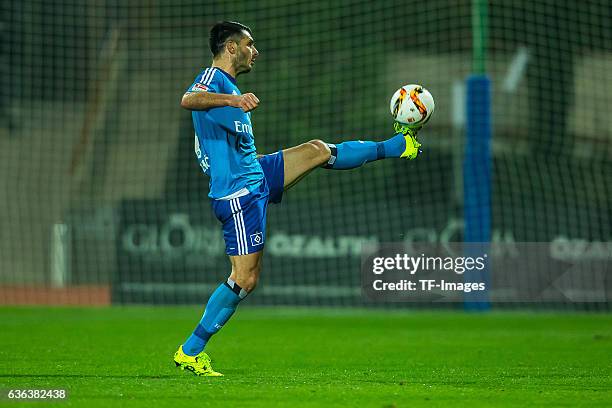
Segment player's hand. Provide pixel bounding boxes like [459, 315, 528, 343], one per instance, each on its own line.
[232, 93, 260, 112]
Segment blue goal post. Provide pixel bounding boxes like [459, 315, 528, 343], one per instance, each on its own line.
[463, 0, 492, 311]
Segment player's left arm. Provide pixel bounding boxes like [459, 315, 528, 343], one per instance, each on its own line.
[181, 91, 259, 112]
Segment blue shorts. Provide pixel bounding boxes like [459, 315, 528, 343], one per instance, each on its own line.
[211, 151, 284, 256]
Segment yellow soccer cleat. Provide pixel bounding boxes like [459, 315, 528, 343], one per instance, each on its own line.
[173, 345, 223, 377]
[394, 122, 422, 160]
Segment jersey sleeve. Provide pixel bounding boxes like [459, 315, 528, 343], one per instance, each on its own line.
[188, 68, 249, 135]
[186, 67, 223, 94]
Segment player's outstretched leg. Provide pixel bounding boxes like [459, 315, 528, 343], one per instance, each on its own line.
[323, 123, 421, 170]
[282, 139, 333, 190]
[175, 251, 262, 377]
[282, 124, 422, 190]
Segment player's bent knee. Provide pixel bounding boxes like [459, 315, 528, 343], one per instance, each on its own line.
[306, 139, 331, 165]
[230, 266, 261, 293]
[237, 274, 259, 293]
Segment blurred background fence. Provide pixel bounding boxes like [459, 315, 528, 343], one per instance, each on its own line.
[1, 0, 610, 307]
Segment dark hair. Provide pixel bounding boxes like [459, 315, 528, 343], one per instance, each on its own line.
[209, 21, 252, 57]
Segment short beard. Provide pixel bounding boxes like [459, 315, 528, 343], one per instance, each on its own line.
[233, 52, 251, 76]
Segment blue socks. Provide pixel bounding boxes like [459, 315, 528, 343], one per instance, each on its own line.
[381, 133, 409, 158]
[182, 278, 248, 356]
[323, 133, 406, 170]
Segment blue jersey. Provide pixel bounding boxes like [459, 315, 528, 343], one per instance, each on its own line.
[187, 67, 264, 199]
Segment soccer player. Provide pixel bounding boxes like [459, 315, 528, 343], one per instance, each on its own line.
[173, 21, 423, 376]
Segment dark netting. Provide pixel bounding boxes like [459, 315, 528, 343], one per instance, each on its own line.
[2, 0, 610, 309]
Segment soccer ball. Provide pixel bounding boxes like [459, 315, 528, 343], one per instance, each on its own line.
[389, 84, 435, 128]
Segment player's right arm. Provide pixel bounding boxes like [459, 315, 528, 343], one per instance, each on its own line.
[181, 91, 259, 112]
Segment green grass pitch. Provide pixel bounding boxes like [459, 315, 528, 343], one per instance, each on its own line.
[1, 307, 611, 407]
